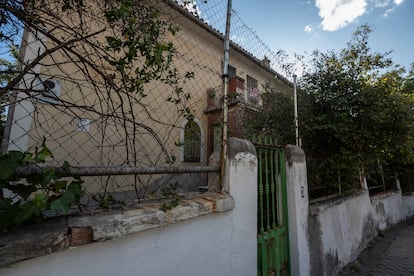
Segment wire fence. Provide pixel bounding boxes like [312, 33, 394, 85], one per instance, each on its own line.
[1, 0, 295, 210]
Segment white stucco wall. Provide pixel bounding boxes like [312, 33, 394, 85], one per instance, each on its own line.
[403, 193, 414, 217]
[371, 190, 404, 230]
[309, 191, 374, 276]
[371, 191, 414, 230]
[285, 145, 310, 276]
[2, 138, 257, 276]
[309, 189, 414, 276]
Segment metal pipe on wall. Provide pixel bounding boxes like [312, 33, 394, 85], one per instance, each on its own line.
[220, 0, 232, 190]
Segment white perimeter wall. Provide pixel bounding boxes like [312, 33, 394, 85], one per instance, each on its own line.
[2, 138, 258, 276]
[309, 190, 414, 276]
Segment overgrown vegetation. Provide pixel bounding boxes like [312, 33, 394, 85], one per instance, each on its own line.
[0, 140, 84, 231]
[300, 25, 414, 196]
[0, 0, 195, 207]
[159, 182, 180, 212]
[245, 25, 414, 197]
[243, 78, 295, 145]
[0, 0, 194, 163]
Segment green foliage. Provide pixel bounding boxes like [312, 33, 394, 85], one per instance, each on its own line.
[0, 142, 84, 231]
[92, 193, 125, 209]
[159, 182, 180, 212]
[299, 24, 414, 193]
[103, 0, 194, 118]
[244, 24, 414, 196]
[243, 79, 295, 146]
[0, 44, 18, 141]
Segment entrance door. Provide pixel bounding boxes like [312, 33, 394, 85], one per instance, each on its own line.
[255, 138, 290, 276]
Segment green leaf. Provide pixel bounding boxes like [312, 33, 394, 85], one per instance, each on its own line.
[2, 151, 24, 162]
[50, 199, 67, 215]
[15, 203, 36, 224]
[15, 194, 47, 224]
[53, 180, 68, 192]
[50, 190, 75, 214]
[0, 151, 24, 179]
[68, 181, 84, 202]
[35, 147, 53, 163]
[33, 193, 47, 215]
[23, 152, 33, 163]
[0, 161, 19, 179]
[40, 170, 57, 186]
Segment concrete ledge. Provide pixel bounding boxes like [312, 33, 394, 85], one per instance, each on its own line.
[0, 192, 233, 267]
[370, 189, 401, 201]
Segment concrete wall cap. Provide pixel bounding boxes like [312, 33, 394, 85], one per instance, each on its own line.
[285, 145, 305, 165]
[227, 137, 256, 159]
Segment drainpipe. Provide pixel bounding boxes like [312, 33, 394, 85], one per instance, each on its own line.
[220, 0, 232, 190]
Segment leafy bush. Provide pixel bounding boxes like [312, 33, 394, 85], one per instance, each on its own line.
[0, 141, 84, 231]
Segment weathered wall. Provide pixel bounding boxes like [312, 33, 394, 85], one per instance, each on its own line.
[1, 138, 257, 276]
[371, 190, 410, 230]
[309, 189, 414, 276]
[285, 145, 310, 276]
[275, 145, 414, 276]
[309, 191, 376, 276]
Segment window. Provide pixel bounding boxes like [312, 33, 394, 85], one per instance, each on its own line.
[247, 75, 258, 101]
[184, 120, 201, 162]
[228, 64, 236, 80]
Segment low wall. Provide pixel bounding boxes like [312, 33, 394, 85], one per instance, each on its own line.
[309, 189, 414, 276]
[1, 138, 258, 276]
[371, 190, 414, 230]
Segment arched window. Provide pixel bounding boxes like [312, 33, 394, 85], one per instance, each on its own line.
[184, 120, 201, 162]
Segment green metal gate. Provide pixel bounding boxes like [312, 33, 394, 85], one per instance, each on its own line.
[255, 137, 290, 276]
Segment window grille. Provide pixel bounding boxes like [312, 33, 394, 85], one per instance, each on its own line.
[184, 120, 201, 162]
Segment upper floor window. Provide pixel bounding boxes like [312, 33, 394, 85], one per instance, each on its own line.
[247, 75, 258, 102]
[228, 64, 237, 80]
[184, 120, 201, 162]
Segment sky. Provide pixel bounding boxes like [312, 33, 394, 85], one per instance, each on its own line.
[230, 0, 414, 73]
[2, 0, 412, 74]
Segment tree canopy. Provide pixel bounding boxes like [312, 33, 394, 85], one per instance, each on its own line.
[245, 24, 414, 195]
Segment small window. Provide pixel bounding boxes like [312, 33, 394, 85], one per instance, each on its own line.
[247, 75, 258, 98]
[228, 65, 236, 80]
[184, 120, 201, 162]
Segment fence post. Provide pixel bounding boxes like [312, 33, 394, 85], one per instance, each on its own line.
[285, 145, 310, 276]
[223, 137, 257, 276]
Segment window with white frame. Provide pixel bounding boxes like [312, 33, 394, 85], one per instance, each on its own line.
[183, 120, 201, 162]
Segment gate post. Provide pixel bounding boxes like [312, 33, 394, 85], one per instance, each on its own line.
[224, 137, 258, 276]
[285, 145, 310, 276]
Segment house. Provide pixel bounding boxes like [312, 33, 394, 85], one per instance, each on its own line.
[2, 0, 292, 195]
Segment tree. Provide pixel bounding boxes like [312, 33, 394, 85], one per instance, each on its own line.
[0, 0, 193, 159]
[243, 78, 295, 145]
[244, 24, 414, 195]
[0, 0, 196, 203]
[299, 25, 414, 193]
[0, 44, 19, 142]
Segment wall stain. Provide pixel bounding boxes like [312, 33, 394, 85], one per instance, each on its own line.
[307, 215, 323, 276]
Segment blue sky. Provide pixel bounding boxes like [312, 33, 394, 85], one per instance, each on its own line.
[230, 0, 414, 72]
[2, 1, 412, 73]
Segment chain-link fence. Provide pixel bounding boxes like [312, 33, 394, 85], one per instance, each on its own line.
[1, 0, 295, 211]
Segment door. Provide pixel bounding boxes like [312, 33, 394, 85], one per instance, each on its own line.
[255, 138, 290, 276]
